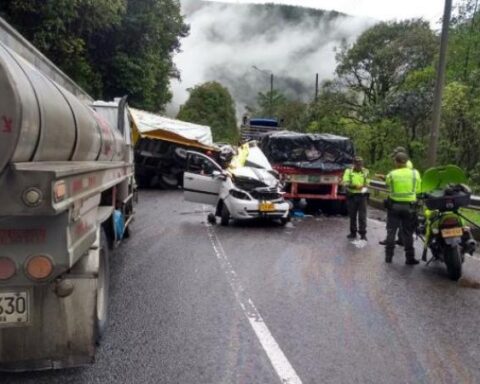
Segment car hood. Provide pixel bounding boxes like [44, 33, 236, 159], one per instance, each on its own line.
[231, 167, 279, 191]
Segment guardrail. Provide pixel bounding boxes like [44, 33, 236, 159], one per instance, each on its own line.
[368, 180, 480, 212]
[0, 16, 92, 102]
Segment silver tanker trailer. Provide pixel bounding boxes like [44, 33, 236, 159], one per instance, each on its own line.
[0, 26, 135, 370]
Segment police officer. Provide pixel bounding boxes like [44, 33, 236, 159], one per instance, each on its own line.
[392, 146, 413, 169]
[379, 146, 414, 246]
[343, 156, 369, 240]
[385, 152, 421, 264]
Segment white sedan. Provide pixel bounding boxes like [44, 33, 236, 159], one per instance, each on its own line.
[183, 144, 290, 226]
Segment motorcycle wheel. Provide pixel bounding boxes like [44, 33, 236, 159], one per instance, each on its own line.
[444, 245, 463, 281]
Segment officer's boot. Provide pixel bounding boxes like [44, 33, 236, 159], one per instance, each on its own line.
[385, 247, 394, 263]
[405, 250, 419, 265]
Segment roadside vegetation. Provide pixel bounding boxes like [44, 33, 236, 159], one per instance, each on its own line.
[0, 0, 189, 112]
[247, 1, 480, 191]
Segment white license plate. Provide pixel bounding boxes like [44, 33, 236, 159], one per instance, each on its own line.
[441, 227, 463, 238]
[0, 291, 29, 326]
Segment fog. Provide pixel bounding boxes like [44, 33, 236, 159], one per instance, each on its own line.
[168, 0, 374, 117]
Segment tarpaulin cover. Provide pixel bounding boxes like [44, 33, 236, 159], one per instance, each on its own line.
[130, 108, 214, 149]
[260, 131, 354, 171]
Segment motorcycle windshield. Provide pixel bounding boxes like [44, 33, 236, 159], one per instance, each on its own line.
[421, 165, 467, 193]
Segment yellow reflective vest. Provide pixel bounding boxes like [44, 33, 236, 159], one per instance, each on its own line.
[343, 168, 369, 194]
[386, 167, 421, 202]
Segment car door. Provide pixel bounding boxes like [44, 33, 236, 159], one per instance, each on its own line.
[183, 151, 223, 205]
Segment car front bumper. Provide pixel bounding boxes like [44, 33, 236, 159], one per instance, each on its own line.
[225, 197, 290, 220]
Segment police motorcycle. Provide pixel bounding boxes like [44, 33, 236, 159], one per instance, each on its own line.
[417, 165, 477, 281]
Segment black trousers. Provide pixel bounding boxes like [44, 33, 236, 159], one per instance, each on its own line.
[347, 194, 367, 236]
[386, 205, 416, 261]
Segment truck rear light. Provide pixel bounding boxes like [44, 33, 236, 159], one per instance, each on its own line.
[53, 181, 67, 202]
[25, 255, 53, 280]
[0, 257, 16, 280]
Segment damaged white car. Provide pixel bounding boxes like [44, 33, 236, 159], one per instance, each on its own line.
[183, 143, 290, 226]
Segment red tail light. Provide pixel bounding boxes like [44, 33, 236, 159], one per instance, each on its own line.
[441, 217, 461, 228]
[0, 257, 16, 280]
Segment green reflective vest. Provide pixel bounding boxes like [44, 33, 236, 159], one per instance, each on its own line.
[386, 167, 421, 202]
[343, 168, 369, 194]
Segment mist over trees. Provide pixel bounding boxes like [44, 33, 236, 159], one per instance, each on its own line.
[0, 0, 189, 111]
[170, 0, 373, 115]
[241, 0, 480, 189]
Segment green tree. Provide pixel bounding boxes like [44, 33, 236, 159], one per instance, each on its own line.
[0, 0, 189, 111]
[0, 0, 126, 95]
[99, 0, 189, 111]
[330, 19, 437, 167]
[256, 90, 287, 117]
[177, 82, 238, 143]
[335, 19, 437, 120]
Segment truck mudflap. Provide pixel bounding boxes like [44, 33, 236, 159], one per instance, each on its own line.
[0, 254, 99, 371]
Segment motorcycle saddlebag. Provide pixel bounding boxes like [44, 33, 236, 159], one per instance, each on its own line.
[425, 190, 471, 211]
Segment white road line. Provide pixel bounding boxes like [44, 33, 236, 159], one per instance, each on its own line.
[204, 218, 303, 384]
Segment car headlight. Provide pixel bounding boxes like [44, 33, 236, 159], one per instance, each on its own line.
[230, 189, 251, 200]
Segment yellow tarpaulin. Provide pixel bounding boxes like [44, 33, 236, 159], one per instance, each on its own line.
[129, 108, 218, 152]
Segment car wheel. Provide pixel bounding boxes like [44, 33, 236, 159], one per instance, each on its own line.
[279, 217, 289, 226]
[220, 203, 230, 226]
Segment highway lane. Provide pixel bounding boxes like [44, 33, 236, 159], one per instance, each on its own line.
[2, 190, 480, 383]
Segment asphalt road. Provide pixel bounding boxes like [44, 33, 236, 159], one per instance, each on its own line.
[2, 190, 480, 383]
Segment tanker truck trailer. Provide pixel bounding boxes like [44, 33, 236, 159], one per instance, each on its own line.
[0, 40, 135, 371]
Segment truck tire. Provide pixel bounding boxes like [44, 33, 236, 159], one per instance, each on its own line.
[95, 229, 110, 344]
[159, 174, 180, 189]
[220, 203, 230, 226]
[444, 245, 462, 281]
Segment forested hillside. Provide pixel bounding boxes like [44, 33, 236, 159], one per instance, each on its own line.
[0, 0, 189, 111]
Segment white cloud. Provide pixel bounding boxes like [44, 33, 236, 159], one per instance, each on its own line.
[168, 1, 374, 116]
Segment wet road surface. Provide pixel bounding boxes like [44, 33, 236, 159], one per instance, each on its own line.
[2, 190, 480, 383]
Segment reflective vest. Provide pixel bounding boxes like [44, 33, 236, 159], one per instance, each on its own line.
[386, 167, 421, 202]
[343, 168, 369, 194]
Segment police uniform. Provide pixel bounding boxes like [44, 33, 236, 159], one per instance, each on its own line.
[379, 154, 414, 246]
[385, 160, 421, 264]
[343, 163, 369, 239]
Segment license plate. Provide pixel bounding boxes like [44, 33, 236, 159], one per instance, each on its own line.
[441, 227, 463, 238]
[0, 291, 29, 326]
[259, 201, 275, 212]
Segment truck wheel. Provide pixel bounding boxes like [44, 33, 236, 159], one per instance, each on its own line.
[160, 174, 180, 189]
[95, 229, 110, 344]
[444, 245, 462, 281]
[220, 203, 230, 226]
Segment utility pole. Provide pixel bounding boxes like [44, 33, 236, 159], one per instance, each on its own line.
[270, 73, 274, 117]
[315, 73, 319, 102]
[428, 0, 452, 167]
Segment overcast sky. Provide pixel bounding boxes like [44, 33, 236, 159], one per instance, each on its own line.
[204, 0, 459, 26]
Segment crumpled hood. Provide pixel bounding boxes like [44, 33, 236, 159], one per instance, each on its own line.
[231, 167, 279, 190]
